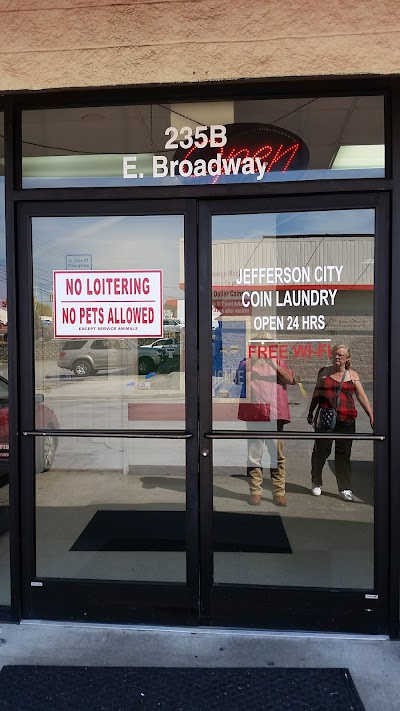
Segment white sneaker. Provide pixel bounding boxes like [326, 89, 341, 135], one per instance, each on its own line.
[339, 489, 354, 501]
[311, 486, 322, 496]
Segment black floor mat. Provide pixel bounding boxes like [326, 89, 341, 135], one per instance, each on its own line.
[0, 666, 366, 711]
[70, 510, 292, 554]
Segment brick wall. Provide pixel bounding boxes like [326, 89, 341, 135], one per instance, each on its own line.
[212, 312, 374, 392]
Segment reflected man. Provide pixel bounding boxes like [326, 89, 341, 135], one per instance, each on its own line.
[235, 337, 296, 507]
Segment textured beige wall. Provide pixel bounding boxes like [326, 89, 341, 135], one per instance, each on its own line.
[0, 0, 400, 92]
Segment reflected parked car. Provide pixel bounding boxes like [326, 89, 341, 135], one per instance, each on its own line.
[57, 338, 166, 376]
[163, 318, 184, 334]
[0, 375, 59, 473]
[137, 344, 166, 375]
[150, 338, 182, 374]
[149, 338, 180, 358]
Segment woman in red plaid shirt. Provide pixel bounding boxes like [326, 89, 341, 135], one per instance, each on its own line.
[307, 344, 373, 501]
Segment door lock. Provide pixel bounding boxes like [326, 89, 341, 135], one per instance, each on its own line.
[201, 449, 209, 457]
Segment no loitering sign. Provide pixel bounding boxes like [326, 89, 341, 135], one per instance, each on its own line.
[53, 269, 163, 338]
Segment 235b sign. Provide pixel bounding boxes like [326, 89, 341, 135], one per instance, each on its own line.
[164, 125, 227, 150]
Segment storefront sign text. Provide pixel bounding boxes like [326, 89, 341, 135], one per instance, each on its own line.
[123, 123, 309, 184]
[237, 264, 344, 333]
[53, 270, 163, 338]
[66, 254, 92, 270]
[247, 342, 332, 359]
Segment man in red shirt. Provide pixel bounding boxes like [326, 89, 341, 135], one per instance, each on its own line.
[236, 342, 296, 507]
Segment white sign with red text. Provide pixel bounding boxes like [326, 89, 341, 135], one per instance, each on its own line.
[54, 270, 163, 338]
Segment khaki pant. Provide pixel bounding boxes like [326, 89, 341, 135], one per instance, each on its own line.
[246, 421, 285, 496]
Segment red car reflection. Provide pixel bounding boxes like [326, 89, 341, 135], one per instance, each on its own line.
[0, 376, 60, 472]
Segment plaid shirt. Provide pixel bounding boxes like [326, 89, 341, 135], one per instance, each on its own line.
[315, 373, 357, 422]
[235, 357, 293, 424]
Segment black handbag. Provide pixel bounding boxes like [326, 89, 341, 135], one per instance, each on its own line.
[314, 406, 337, 432]
[314, 370, 346, 432]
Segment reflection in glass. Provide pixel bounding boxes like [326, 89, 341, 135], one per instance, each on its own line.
[235, 355, 296, 507]
[32, 215, 185, 431]
[35, 436, 186, 582]
[22, 96, 384, 188]
[211, 208, 376, 592]
[307, 344, 373, 500]
[212, 438, 374, 589]
[212, 209, 375, 436]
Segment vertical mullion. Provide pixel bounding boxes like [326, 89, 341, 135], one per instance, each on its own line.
[184, 199, 200, 618]
[16, 203, 37, 615]
[373, 192, 390, 632]
[4, 99, 22, 620]
[389, 81, 400, 638]
[198, 201, 213, 623]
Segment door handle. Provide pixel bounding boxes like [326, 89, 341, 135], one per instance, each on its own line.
[204, 431, 385, 440]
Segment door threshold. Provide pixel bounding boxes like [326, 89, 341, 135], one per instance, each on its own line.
[20, 619, 389, 641]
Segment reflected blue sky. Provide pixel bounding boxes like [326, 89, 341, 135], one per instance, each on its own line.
[212, 209, 375, 241]
[32, 215, 184, 304]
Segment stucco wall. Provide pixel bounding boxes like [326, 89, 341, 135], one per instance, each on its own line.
[0, 0, 400, 92]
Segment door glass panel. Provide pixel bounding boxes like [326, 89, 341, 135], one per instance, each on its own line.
[32, 215, 185, 430]
[35, 436, 186, 582]
[212, 209, 375, 589]
[213, 438, 374, 588]
[32, 214, 188, 586]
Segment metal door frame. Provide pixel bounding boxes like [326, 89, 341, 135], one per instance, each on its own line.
[15, 198, 201, 625]
[9, 191, 391, 632]
[198, 192, 390, 633]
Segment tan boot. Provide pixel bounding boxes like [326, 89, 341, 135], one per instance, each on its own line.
[248, 494, 262, 506]
[273, 493, 287, 507]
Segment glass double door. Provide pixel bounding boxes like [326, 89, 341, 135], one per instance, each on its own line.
[17, 194, 388, 632]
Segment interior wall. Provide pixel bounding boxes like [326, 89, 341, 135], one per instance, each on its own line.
[0, 0, 400, 92]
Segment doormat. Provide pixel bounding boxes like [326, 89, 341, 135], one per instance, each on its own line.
[0, 666, 365, 711]
[70, 510, 292, 554]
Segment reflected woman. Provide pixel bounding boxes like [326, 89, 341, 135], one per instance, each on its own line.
[307, 344, 373, 501]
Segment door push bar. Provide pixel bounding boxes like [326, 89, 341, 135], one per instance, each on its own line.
[204, 431, 385, 441]
[23, 429, 194, 439]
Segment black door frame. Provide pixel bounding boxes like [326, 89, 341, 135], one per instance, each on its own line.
[11, 191, 390, 632]
[16, 198, 201, 625]
[0, 76, 398, 635]
[198, 192, 390, 633]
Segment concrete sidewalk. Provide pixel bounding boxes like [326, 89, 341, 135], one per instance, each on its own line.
[0, 623, 399, 710]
